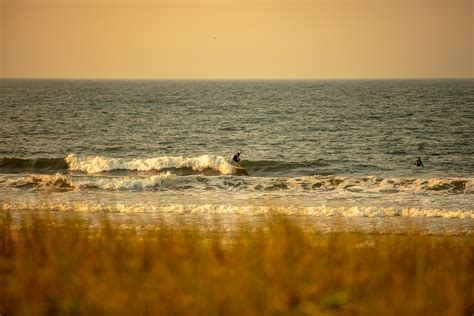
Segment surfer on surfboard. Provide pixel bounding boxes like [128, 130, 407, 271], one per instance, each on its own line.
[232, 151, 241, 163]
[231, 151, 248, 175]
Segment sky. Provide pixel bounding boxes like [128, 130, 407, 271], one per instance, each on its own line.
[1, 0, 472, 79]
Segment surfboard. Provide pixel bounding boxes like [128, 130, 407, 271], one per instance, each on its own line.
[234, 167, 249, 176]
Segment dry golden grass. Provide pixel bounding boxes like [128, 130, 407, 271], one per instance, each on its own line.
[0, 211, 473, 315]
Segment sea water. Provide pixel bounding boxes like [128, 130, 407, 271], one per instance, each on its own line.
[1, 79, 473, 234]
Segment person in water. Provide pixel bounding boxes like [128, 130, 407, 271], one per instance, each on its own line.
[232, 151, 241, 163]
[414, 157, 424, 167]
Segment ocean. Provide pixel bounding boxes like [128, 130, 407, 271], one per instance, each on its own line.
[1, 79, 473, 234]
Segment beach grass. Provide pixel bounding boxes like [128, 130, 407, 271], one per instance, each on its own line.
[0, 211, 473, 315]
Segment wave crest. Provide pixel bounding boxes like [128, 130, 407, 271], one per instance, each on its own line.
[1, 172, 473, 194]
[293, 176, 474, 194]
[66, 154, 236, 175]
[4, 173, 72, 190]
[2, 172, 175, 191]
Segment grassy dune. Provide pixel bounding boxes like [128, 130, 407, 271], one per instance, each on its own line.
[0, 212, 473, 315]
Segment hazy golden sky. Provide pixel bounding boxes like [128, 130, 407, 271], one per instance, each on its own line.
[1, 0, 472, 79]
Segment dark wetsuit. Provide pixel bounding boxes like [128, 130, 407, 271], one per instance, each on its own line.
[414, 158, 424, 167]
[232, 153, 241, 163]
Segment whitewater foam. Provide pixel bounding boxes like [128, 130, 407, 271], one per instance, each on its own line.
[1, 201, 472, 219]
[66, 154, 236, 175]
[4, 173, 72, 190]
[2, 172, 177, 191]
[76, 172, 176, 190]
[293, 175, 474, 194]
[1, 172, 473, 194]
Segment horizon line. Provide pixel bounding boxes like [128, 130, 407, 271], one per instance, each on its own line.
[1, 76, 473, 81]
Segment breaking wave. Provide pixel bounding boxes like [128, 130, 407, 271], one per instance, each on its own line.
[0, 154, 238, 175]
[1, 172, 472, 194]
[0, 155, 371, 177]
[291, 175, 474, 194]
[65, 154, 236, 175]
[2, 173, 73, 190]
[1, 172, 175, 191]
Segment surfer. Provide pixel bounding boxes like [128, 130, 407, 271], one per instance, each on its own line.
[414, 157, 424, 167]
[232, 151, 241, 163]
[231, 151, 248, 175]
